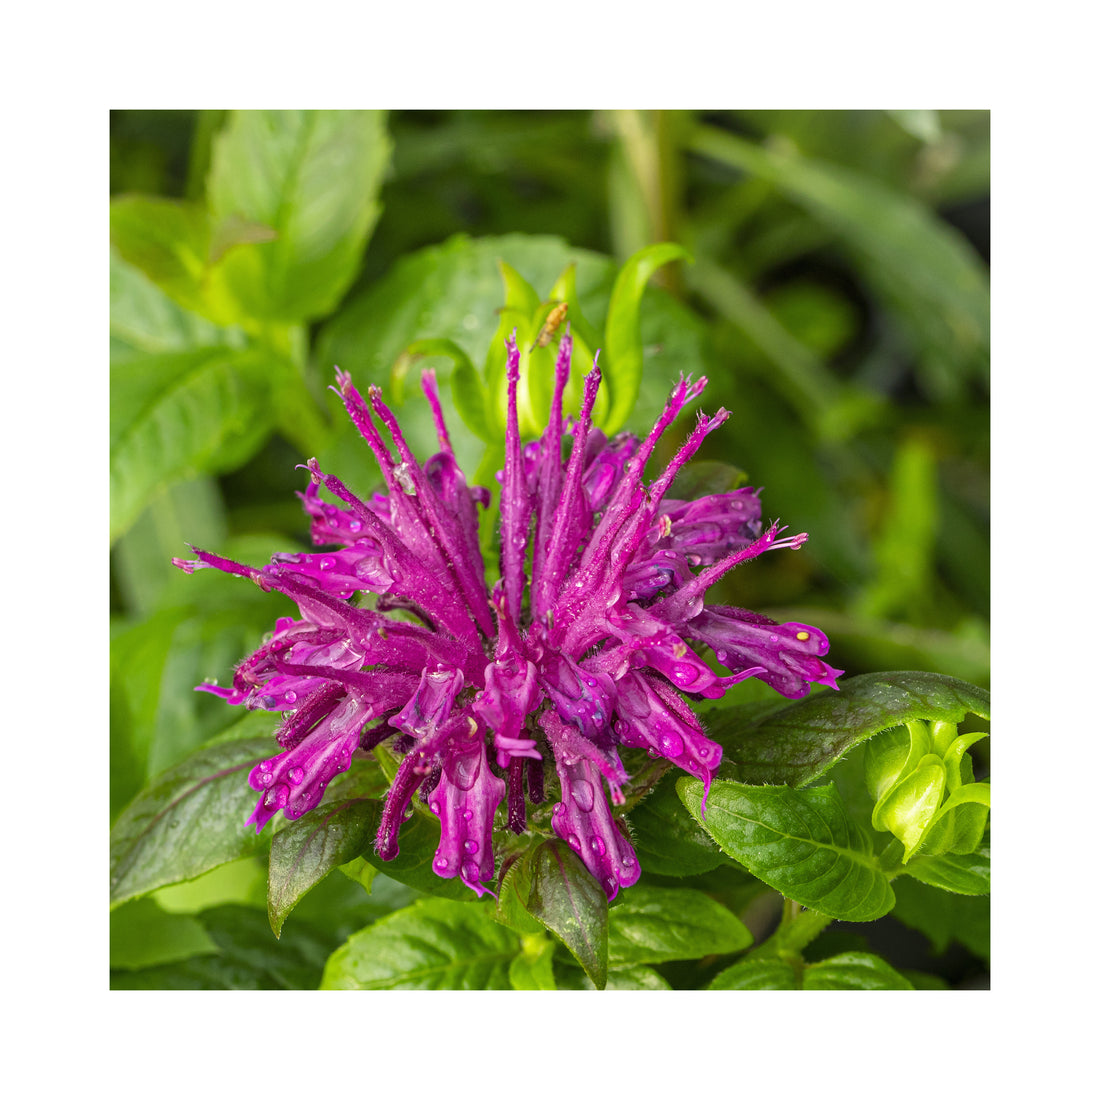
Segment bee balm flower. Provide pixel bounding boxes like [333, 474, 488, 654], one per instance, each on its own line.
[175, 333, 841, 899]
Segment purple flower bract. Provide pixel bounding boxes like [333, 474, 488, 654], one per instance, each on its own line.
[175, 333, 841, 899]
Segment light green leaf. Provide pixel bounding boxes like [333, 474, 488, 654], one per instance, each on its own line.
[678, 778, 894, 922]
[110, 346, 283, 542]
[207, 110, 391, 322]
[603, 241, 692, 434]
[904, 839, 990, 895]
[321, 898, 519, 990]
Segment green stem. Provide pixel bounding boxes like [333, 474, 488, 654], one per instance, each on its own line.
[752, 902, 834, 961]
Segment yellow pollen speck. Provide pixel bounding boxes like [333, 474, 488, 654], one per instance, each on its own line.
[796, 631, 810, 641]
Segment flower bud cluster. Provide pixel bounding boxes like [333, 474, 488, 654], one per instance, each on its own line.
[865, 719, 989, 863]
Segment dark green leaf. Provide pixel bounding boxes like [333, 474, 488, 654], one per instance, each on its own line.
[112, 905, 333, 990]
[700, 671, 991, 788]
[110, 736, 272, 907]
[498, 839, 609, 989]
[267, 798, 379, 936]
[607, 885, 752, 965]
[628, 773, 728, 877]
[110, 346, 283, 541]
[553, 961, 672, 990]
[321, 898, 519, 990]
[890, 875, 990, 961]
[207, 110, 391, 322]
[678, 777, 894, 922]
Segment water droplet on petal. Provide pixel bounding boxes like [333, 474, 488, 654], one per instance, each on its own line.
[572, 778, 595, 813]
[284, 691, 297, 705]
[567, 834, 582, 851]
[463, 840, 479, 854]
[462, 860, 481, 882]
[434, 856, 450, 872]
[590, 836, 606, 856]
[288, 766, 305, 785]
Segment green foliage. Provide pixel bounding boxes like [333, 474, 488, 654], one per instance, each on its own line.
[109, 109, 989, 989]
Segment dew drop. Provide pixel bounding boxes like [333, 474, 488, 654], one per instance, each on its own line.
[258, 769, 276, 788]
[462, 860, 481, 882]
[319, 557, 334, 571]
[429, 800, 440, 814]
[284, 691, 297, 705]
[590, 836, 606, 856]
[572, 779, 595, 813]
[288, 766, 305, 785]
[462, 808, 473, 821]
[567, 834, 582, 851]
[434, 856, 450, 872]
[264, 784, 290, 810]
[463, 840, 479, 854]
[659, 729, 685, 757]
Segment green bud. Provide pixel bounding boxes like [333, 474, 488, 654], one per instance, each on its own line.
[873, 758, 946, 862]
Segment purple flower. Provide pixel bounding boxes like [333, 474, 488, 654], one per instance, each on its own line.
[175, 334, 841, 899]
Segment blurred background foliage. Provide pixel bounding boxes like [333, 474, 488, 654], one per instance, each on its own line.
[110, 110, 989, 987]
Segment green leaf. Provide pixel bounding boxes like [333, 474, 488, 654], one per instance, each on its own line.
[890, 875, 990, 961]
[678, 777, 895, 922]
[321, 898, 519, 989]
[803, 951, 913, 990]
[700, 671, 991, 788]
[110, 248, 242, 361]
[112, 905, 334, 990]
[266, 798, 379, 937]
[207, 110, 391, 322]
[110, 736, 272, 908]
[628, 773, 728, 877]
[607, 885, 752, 965]
[602, 242, 692, 434]
[904, 838, 990, 895]
[498, 839, 609, 990]
[110, 346, 283, 542]
[508, 935, 558, 990]
[110, 897, 218, 970]
[709, 958, 799, 989]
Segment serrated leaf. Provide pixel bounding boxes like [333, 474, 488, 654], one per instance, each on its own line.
[110, 736, 272, 908]
[110, 346, 283, 542]
[321, 897, 519, 990]
[207, 110, 391, 322]
[499, 839, 609, 989]
[603, 241, 692, 433]
[608, 885, 752, 965]
[267, 798, 379, 936]
[702, 671, 991, 788]
[678, 777, 894, 922]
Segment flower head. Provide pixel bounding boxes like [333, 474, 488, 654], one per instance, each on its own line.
[175, 333, 841, 898]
